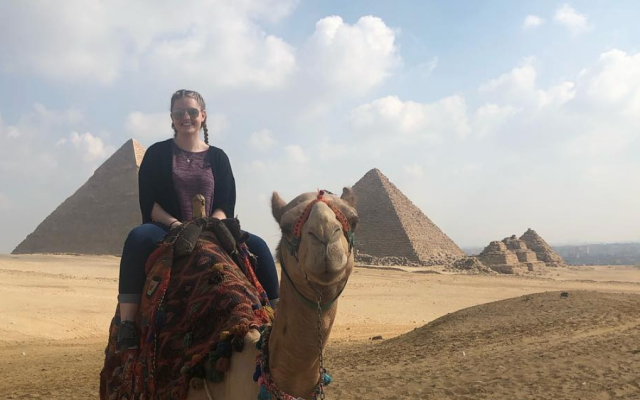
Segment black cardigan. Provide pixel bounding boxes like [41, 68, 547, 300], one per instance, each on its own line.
[138, 139, 236, 223]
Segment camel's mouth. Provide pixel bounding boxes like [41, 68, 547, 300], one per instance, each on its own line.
[308, 267, 349, 287]
[305, 254, 352, 286]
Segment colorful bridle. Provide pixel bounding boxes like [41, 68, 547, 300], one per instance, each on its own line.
[283, 189, 355, 260]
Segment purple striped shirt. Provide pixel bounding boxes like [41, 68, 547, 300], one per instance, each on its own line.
[172, 143, 214, 221]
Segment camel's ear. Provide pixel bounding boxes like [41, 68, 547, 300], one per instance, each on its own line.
[340, 187, 356, 208]
[271, 192, 287, 223]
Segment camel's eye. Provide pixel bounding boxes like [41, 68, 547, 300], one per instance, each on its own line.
[349, 215, 359, 231]
[281, 224, 293, 236]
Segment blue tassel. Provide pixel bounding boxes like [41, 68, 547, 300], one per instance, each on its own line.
[217, 341, 231, 357]
[323, 372, 332, 386]
[253, 364, 262, 382]
[155, 309, 166, 330]
[258, 386, 271, 400]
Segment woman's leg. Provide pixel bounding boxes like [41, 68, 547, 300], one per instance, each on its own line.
[118, 223, 168, 321]
[244, 232, 280, 304]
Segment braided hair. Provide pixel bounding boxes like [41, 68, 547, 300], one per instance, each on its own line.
[170, 89, 209, 145]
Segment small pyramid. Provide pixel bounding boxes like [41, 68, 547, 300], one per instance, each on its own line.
[352, 168, 465, 265]
[13, 139, 146, 255]
[519, 228, 566, 267]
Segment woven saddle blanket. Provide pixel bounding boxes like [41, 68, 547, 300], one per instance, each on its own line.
[100, 218, 274, 400]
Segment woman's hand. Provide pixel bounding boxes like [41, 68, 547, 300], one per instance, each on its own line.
[152, 202, 182, 228]
[212, 208, 227, 219]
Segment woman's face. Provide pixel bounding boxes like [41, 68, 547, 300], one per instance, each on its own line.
[171, 96, 207, 137]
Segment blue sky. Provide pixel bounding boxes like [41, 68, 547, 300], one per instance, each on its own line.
[1, 0, 639, 253]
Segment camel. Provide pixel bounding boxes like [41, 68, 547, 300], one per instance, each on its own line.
[100, 188, 357, 399]
[187, 188, 358, 400]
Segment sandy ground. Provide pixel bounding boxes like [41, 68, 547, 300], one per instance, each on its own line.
[1, 254, 640, 399]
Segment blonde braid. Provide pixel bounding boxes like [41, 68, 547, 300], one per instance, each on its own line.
[203, 121, 209, 145]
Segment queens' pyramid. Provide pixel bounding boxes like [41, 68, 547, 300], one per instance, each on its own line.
[12, 139, 146, 255]
[352, 168, 465, 265]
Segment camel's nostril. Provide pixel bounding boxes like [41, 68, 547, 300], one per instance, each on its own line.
[308, 231, 323, 244]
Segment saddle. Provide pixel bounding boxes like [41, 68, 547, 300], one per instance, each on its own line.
[100, 217, 273, 400]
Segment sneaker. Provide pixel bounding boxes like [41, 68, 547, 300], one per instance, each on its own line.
[117, 320, 139, 351]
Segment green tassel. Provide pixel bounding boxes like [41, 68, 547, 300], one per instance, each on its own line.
[258, 386, 271, 400]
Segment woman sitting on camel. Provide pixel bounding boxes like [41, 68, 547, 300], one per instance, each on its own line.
[116, 89, 279, 350]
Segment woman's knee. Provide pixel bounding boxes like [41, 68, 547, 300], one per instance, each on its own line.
[124, 223, 166, 252]
[245, 232, 271, 259]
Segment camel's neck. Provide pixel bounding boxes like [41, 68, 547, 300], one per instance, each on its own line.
[267, 265, 340, 398]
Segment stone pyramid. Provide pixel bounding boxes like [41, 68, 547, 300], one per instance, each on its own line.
[520, 228, 566, 268]
[13, 139, 146, 255]
[352, 168, 465, 266]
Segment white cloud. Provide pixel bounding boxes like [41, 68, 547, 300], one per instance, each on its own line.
[0, 193, 11, 210]
[522, 15, 544, 30]
[350, 95, 470, 140]
[61, 132, 112, 162]
[562, 131, 633, 158]
[0, 104, 109, 192]
[475, 49, 639, 166]
[302, 15, 401, 96]
[554, 4, 590, 35]
[479, 58, 575, 109]
[539, 81, 576, 108]
[479, 58, 537, 96]
[472, 104, 520, 137]
[0, 1, 120, 84]
[205, 114, 230, 138]
[250, 160, 266, 171]
[453, 163, 481, 176]
[6, 126, 21, 138]
[284, 145, 309, 164]
[314, 139, 350, 161]
[125, 112, 170, 141]
[413, 57, 439, 80]
[576, 49, 640, 116]
[404, 164, 424, 179]
[0, 0, 299, 87]
[1, 104, 84, 142]
[553, 49, 640, 160]
[249, 129, 277, 150]
[146, 23, 296, 89]
[0, 114, 21, 139]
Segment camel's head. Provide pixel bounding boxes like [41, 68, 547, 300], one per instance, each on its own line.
[272, 188, 358, 288]
[192, 194, 206, 219]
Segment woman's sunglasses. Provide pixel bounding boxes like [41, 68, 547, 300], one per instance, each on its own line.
[171, 108, 200, 119]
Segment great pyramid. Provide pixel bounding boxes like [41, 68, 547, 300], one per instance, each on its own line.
[12, 139, 146, 255]
[352, 168, 465, 266]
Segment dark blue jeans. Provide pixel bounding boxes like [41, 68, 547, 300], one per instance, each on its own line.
[118, 222, 279, 303]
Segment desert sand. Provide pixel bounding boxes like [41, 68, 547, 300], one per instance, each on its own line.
[1, 254, 640, 399]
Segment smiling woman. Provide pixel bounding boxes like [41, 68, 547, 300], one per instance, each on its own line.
[115, 89, 281, 351]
